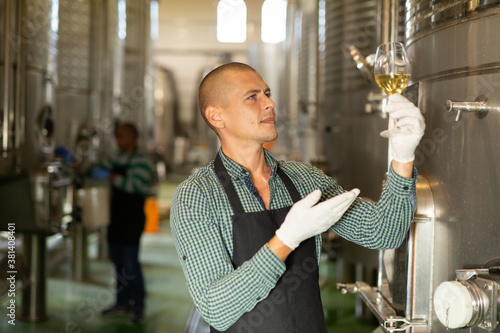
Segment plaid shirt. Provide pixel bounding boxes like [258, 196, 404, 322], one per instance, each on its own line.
[171, 149, 416, 331]
[98, 149, 153, 197]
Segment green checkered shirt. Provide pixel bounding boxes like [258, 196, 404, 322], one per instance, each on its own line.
[98, 150, 153, 197]
[171, 149, 416, 331]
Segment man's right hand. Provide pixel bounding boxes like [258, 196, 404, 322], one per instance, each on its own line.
[275, 189, 360, 250]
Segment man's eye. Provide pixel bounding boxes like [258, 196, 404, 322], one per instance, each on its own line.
[265, 92, 272, 98]
[248, 94, 256, 100]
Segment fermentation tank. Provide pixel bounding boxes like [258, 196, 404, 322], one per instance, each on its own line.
[1, 0, 158, 322]
[321, 0, 388, 198]
[55, 0, 126, 163]
[1, 0, 65, 322]
[55, 0, 123, 280]
[153, 67, 179, 174]
[55, 0, 156, 274]
[334, 1, 500, 332]
[278, 0, 391, 317]
[317, 0, 389, 309]
[121, 0, 155, 150]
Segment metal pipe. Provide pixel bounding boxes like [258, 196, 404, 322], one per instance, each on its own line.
[89, 0, 103, 128]
[314, 0, 322, 159]
[389, 0, 399, 43]
[14, 0, 25, 153]
[2, 0, 12, 156]
[379, 0, 390, 45]
[338, 281, 427, 331]
[378, 0, 399, 44]
[20, 234, 48, 322]
[139, 0, 147, 139]
[72, 222, 89, 280]
[99, 0, 111, 143]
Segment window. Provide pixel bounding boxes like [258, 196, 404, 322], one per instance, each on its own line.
[217, 0, 247, 43]
[51, 0, 59, 33]
[118, 0, 127, 40]
[150, 0, 159, 40]
[261, 0, 287, 43]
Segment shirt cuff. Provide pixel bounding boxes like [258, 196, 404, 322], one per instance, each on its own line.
[386, 164, 417, 197]
[252, 244, 286, 287]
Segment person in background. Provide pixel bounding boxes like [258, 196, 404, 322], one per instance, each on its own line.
[170, 62, 425, 332]
[98, 122, 154, 324]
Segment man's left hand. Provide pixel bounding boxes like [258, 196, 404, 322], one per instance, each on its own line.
[380, 94, 425, 163]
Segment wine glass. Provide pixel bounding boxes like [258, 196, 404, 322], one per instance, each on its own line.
[374, 42, 411, 95]
[374, 42, 411, 138]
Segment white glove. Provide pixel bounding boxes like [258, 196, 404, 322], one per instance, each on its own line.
[275, 188, 360, 250]
[380, 94, 425, 163]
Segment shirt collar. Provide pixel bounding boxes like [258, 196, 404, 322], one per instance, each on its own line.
[217, 148, 278, 179]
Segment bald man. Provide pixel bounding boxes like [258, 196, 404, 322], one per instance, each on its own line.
[171, 62, 424, 332]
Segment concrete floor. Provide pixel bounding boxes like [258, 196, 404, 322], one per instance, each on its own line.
[0, 180, 378, 333]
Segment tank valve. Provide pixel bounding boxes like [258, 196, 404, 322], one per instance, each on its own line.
[444, 95, 490, 121]
[365, 92, 388, 117]
[434, 268, 499, 331]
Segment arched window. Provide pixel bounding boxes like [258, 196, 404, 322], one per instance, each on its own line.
[51, 0, 59, 33]
[118, 0, 127, 40]
[261, 0, 287, 43]
[217, 0, 247, 43]
[150, 0, 159, 40]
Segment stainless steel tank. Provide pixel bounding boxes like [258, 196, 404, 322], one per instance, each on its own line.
[55, 0, 155, 277]
[278, 0, 301, 160]
[0, 0, 65, 322]
[337, 1, 500, 332]
[121, 0, 155, 149]
[1, 0, 160, 322]
[296, 0, 320, 165]
[398, 0, 499, 331]
[0, 0, 62, 232]
[277, 1, 390, 317]
[316, 0, 388, 300]
[280, 0, 329, 165]
[153, 67, 179, 174]
[96, 0, 125, 157]
[1, 0, 57, 176]
[322, 0, 388, 199]
[56, 0, 104, 282]
[56, 0, 99, 163]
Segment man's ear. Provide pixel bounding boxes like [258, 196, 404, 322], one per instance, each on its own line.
[205, 106, 225, 129]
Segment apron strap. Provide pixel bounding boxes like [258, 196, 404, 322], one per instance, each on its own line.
[214, 153, 245, 214]
[276, 166, 301, 204]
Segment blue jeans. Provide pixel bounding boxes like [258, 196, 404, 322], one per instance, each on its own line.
[108, 242, 145, 310]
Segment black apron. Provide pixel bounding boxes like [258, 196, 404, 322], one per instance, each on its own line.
[211, 154, 326, 333]
[108, 152, 146, 245]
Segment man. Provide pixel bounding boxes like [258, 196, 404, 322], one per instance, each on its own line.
[171, 63, 424, 332]
[99, 123, 153, 324]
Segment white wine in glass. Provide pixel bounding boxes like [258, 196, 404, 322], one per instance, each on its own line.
[374, 42, 412, 138]
[375, 73, 411, 95]
[374, 42, 411, 95]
